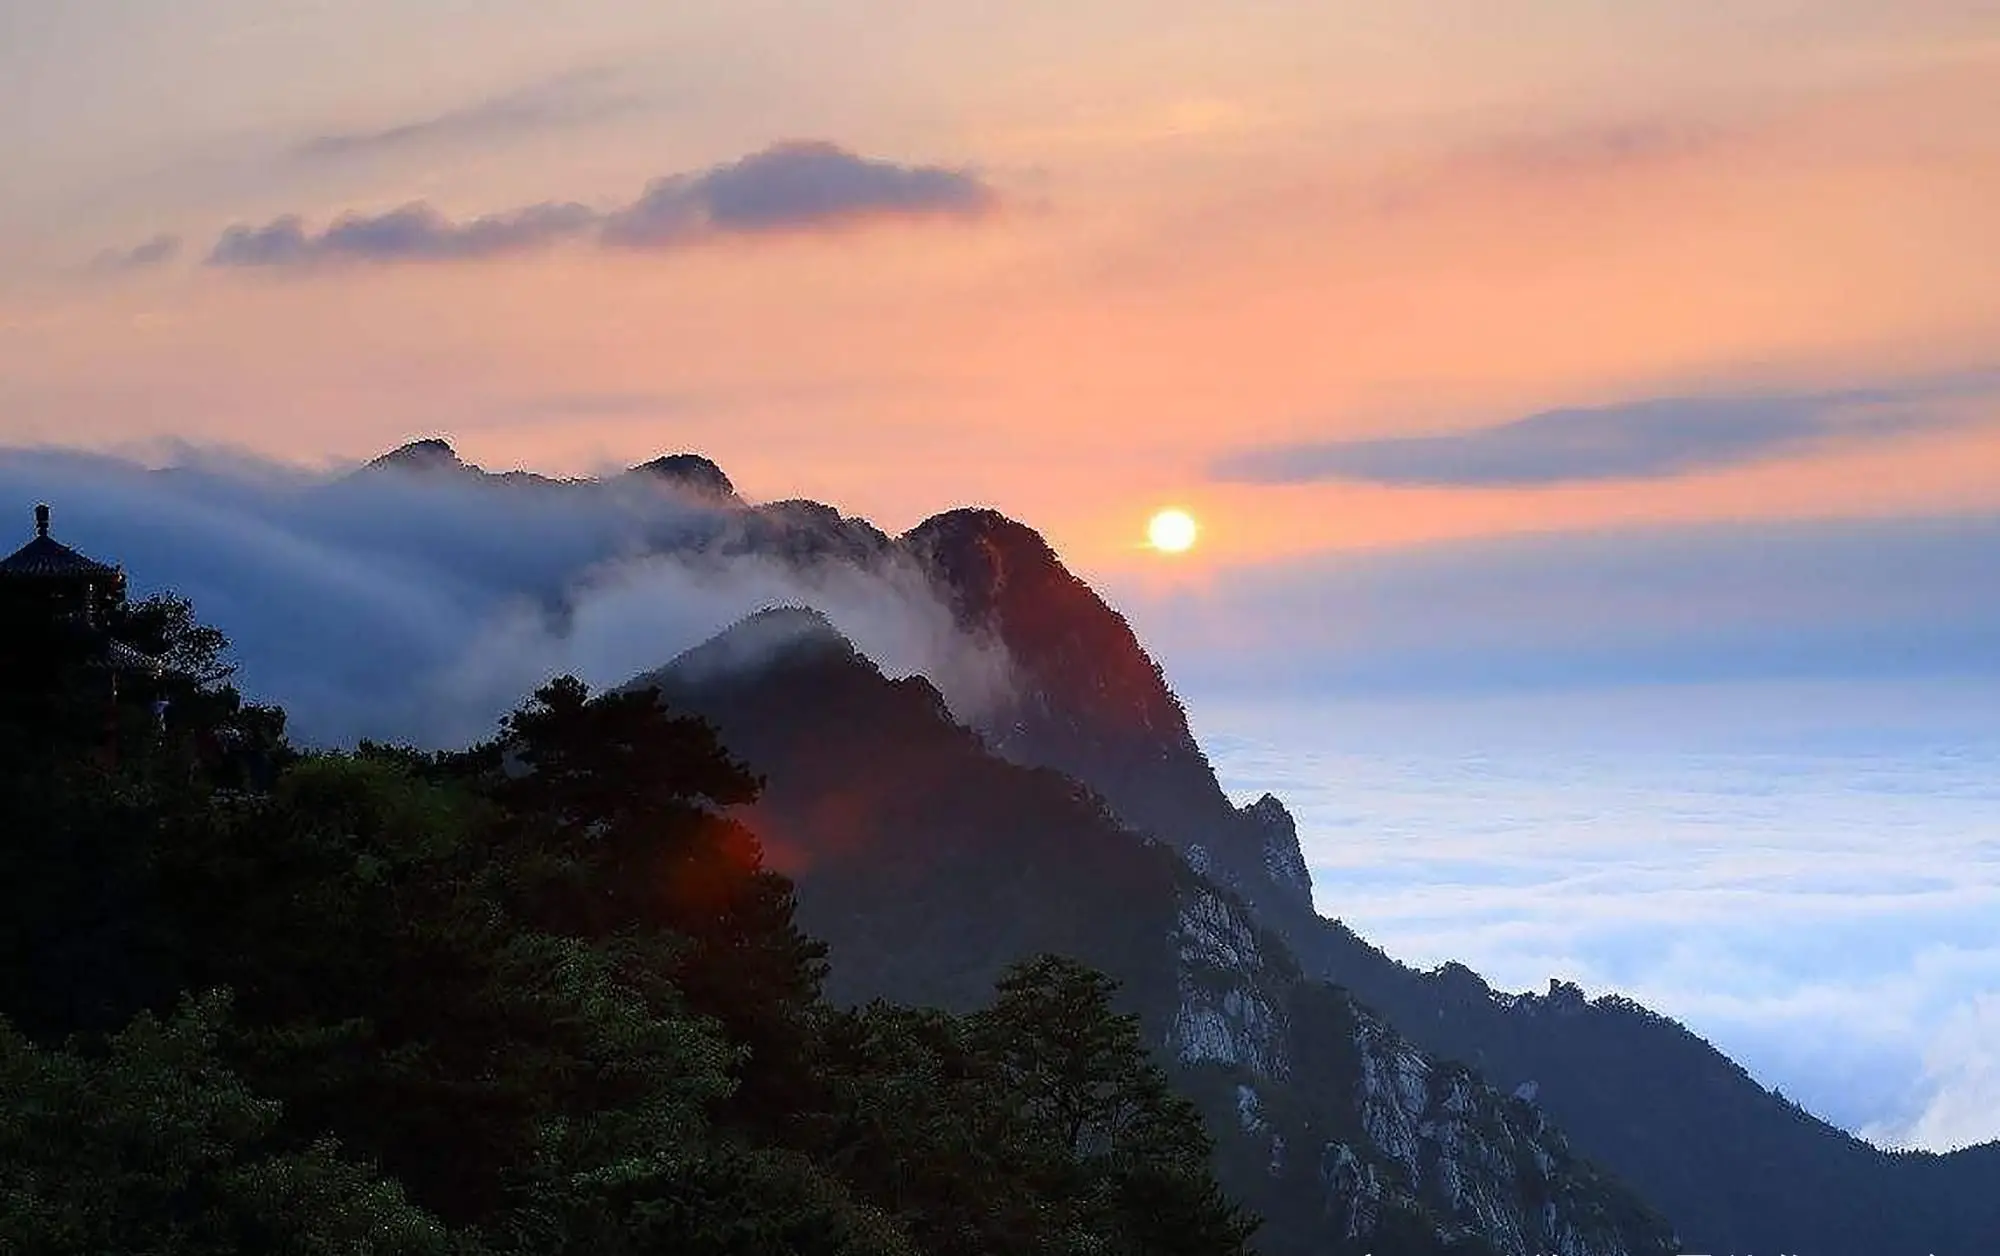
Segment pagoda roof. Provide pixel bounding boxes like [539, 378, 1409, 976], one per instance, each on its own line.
[0, 505, 119, 580]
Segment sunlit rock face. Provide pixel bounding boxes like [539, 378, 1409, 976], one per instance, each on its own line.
[904, 510, 1226, 814]
[1346, 1011, 1643, 1256]
[903, 508, 1325, 936]
[1319, 1140, 1388, 1243]
[1169, 887, 1290, 1078]
[1164, 877, 1671, 1256]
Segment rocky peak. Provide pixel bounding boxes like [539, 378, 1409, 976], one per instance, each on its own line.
[902, 508, 1323, 936]
[901, 508, 1062, 623]
[722, 499, 894, 566]
[630, 453, 740, 505]
[364, 437, 469, 474]
[902, 508, 1219, 819]
[1431, 961, 1495, 1007]
[1543, 980, 1589, 1017]
[644, 606, 868, 692]
[1239, 793, 1313, 907]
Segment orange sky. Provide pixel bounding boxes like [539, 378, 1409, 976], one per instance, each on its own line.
[1, 1, 1996, 573]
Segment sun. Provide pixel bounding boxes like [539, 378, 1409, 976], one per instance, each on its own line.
[1147, 508, 1199, 554]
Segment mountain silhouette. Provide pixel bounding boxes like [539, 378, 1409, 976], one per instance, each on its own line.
[628, 608, 1680, 1256]
[346, 438, 1998, 1254]
[896, 497, 1999, 1256]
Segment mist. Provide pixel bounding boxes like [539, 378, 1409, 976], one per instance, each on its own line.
[0, 445, 1014, 748]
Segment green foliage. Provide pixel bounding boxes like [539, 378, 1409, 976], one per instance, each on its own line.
[804, 966, 1257, 1256]
[972, 956, 1258, 1256]
[113, 593, 235, 688]
[0, 991, 457, 1256]
[0, 592, 1256, 1256]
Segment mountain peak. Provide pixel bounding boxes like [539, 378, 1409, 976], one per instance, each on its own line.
[650, 605, 870, 691]
[365, 437, 467, 474]
[903, 508, 1060, 618]
[904, 506, 1320, 934]
[906, 506, 1054, 549]
[731, 500, 894, 566]
[903, 504, 1224, 826]
[1244, 792, 1291, 823]
[1239, 792, 1314, 906]
[630, 453, 740, 504]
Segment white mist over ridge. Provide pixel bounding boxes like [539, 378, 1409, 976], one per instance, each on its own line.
[1193, 700, 2000, 1155]
[431, 548, 1016, 749]
[0, 445, 1014, 748]
[1108, 518, 2000, 1157]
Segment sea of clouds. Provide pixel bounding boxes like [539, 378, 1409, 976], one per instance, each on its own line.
[1195, 706, 2000, 1153]
[1118, 521, 2000, 1154]
[0, 445, 1010, 748]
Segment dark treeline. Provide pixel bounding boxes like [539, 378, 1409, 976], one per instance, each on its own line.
[0, 586, 1256, 1255]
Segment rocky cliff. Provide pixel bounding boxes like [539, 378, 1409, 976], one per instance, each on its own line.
[628, 610, 1679, 1256]
[351, 439, 1999, 1253]
[900, 505, 2000, 1256]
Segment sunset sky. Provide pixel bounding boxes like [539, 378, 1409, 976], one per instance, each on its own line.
[3, 1, 1998, 1150]
[5, 0, 1999, 564]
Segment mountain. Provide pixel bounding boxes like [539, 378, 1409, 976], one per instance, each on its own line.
[339, 438, 1995, 1252]
[903, 507, 2000, 1255]
[365, 437, 473, 475]
[628, 453, 741, 504]
[905, 509, 1317, 929]
[627, 609, 1680, 1256]
[349, 439, 896, 566]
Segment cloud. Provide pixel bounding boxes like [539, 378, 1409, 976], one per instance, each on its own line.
[1212, 389, 1971, 487]
[210, 202, 597, 266]
[1197, 703, 2000, 1150]
[89, 233, 181, 273]
[293, 67, 635, 160]
[203, 142, 997, 268]
[0, 446, 1013, 748]
[600, 140, 996, 246]
[1874, 993, 2000, 1151]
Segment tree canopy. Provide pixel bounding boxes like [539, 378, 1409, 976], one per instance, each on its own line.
[0, 592, 1256, 1255]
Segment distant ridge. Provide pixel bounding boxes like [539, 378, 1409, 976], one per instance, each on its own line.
[357, 440, 739, 503]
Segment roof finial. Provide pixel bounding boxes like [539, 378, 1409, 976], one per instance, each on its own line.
[34, 503, 50, 539]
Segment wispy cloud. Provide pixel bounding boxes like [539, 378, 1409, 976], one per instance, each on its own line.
[600, 141, 996, 245]
[88, 233, 181, 273]
[1212, 387, 1976, 487]
[210, 202, 597, 266]
[201, 142, 996, 268]
[292, 67, 635, 161]
[1882, 993, 2000, 1151]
